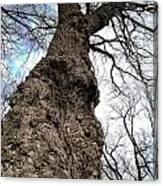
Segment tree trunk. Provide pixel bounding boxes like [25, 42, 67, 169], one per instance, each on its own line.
[1, 4, 104, 179]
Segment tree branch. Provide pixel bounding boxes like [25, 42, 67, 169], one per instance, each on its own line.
[87, 2, 157, 35]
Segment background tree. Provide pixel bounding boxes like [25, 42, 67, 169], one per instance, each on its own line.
[1, 2, 158, 179]
[88, 2, 158, 180]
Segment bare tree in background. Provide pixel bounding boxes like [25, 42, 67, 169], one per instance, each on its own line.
[88, 2, 157, 180]
[1, 2, 157, 179]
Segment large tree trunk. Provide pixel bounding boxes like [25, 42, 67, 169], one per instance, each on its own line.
[1, 4, 104, 178]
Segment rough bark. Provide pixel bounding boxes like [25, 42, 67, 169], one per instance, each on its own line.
[1, 4, 103, 178]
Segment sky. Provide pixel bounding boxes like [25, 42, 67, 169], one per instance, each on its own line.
[1, 2, 157, 180]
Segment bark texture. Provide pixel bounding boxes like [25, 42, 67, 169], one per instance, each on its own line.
[1, 4, 103, 178]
